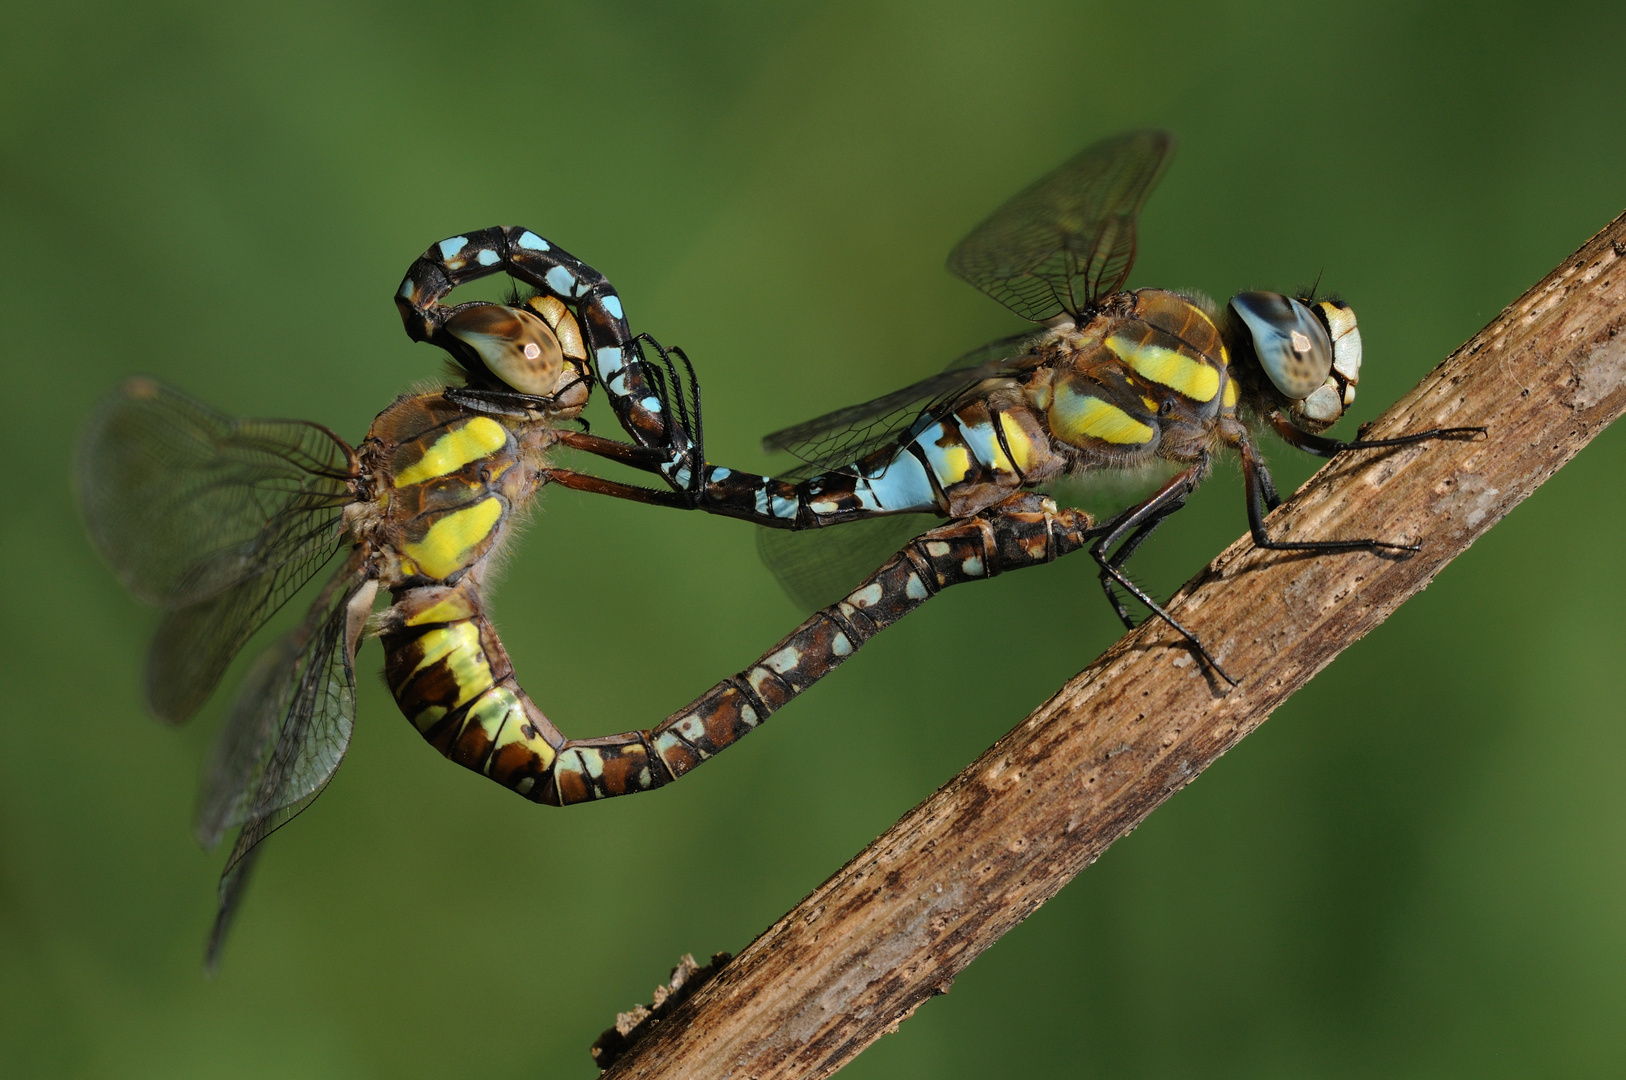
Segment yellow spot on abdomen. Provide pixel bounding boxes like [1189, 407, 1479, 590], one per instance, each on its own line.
[998, 412, 1038, 471]
[1050, 385, 1154, 446]
[404, 593, 479, 626]
[917, 422, 973, 486]
[465, 687, 555, 771]
[1107, 335, 1220, 403]
[1222, 372, 1239, 408]
[394, 417, 509, 487]
[403, 497, 504, 579]
[392, 620, 483, 693]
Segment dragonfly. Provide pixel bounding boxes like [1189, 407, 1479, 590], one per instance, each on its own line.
[78, 229, 718, 967]
[537, 129, 1483, 681]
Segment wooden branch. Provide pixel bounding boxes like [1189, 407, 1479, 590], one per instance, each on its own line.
[603, 211, 1626, 1079]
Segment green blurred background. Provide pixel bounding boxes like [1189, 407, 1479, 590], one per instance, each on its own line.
[4, 1, 1625, 1076]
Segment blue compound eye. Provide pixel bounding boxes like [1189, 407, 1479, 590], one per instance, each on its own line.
[1230, 291, 1333, 401]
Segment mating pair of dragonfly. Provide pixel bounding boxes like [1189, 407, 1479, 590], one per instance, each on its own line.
[79, 130, 1479, 965]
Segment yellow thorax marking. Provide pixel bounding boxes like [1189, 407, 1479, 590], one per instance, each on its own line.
[393, 417, 509, 488]
[402, 497, 504, 579]
[1222, 371, 1240, 408]
[1050, 384, 1154, 446]
[1106, 334, 1220, 403]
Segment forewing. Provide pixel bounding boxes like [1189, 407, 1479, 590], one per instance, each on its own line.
[946, 129, 1175, 321]
[78, 376, 355, 608]
[757, 515, 938, 613]
[197, 567, 375, 972]
[78, 377, 357, 723]
[761, 333, 1039, 474]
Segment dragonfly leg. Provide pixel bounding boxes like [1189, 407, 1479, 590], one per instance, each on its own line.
[540, 493, 1099, 803]
[1095, 509, 1178, 631]
[1268, 412, 1485, 459]
[539, 468, 696, 509]
[1240, 435, 1416, 555]
[1089, 456, 1237, 685]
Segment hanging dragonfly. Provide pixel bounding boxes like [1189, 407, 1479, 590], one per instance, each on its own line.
[538, 130, 1482, 681]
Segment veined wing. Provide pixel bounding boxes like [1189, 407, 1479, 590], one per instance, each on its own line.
[946, 129, 1175, 321]
[757, 514, 938, 613]
[77, 377, 358, 723]
[760, 332, 1040, 475]
[197, 562, 376, 972]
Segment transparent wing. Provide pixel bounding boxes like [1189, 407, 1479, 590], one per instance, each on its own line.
[77, 377, 358, 723]
[144, 534, 348, 724]
[946, 129, 1175, 321]
[760, 333, 1040, 474]
[197, 566, 374, 972]
[78, 376, 356, 606]
[757, 515, 938, 613]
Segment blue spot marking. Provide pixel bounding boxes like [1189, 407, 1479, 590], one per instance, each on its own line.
[772, 495, 798, 519]
[602, 295, 624, 320]
[711, 467, 731, 481]
[476, 248, 500, 266]
[545, 266, 575, 294]
[399, 280, 414, 299]
[639, 396, 663, 413]
[863, 454, 937, 512]
[517, 231, 550, 251]
[596, 346, 624, 377]
[439, 236, 469, 260]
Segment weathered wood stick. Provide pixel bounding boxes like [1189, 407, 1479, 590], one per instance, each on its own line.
[604, 209, 1626, 1080]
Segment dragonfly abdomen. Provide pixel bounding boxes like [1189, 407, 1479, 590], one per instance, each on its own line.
[381, 581, 567, 801]
[694, 399, 1054, 529]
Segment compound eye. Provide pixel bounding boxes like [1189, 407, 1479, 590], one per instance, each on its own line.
[1315, 298, 1362, 392]
[445, 304, 565, 397]
[1230, 291, 1333, 400]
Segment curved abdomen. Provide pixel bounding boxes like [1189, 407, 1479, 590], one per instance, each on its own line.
[380, 579, 663, 805]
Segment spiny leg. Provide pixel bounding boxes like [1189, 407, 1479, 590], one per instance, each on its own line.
[1089, 457, 1237, 685]
[541, 493, 1100, 804]
[1251, 416, 1485, 550]
[1240, 439, 1415, 555]
[1268, 413, 1485, 459]
[539, 468, 696, 509]
[1096, 507, 1179, 631]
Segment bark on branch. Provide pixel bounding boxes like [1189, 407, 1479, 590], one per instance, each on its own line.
[604, 210, 1626, 1079]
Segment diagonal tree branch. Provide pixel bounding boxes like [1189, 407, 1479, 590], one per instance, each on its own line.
[604, 210, 1626, 1080]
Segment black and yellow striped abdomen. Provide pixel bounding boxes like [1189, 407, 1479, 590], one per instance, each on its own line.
[380, 580, 570, 800]
[379, 578, 671, 805]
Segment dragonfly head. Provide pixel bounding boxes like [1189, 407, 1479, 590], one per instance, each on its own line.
[1228, 291, 1361, 433]
[445, 303, 565, 396]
